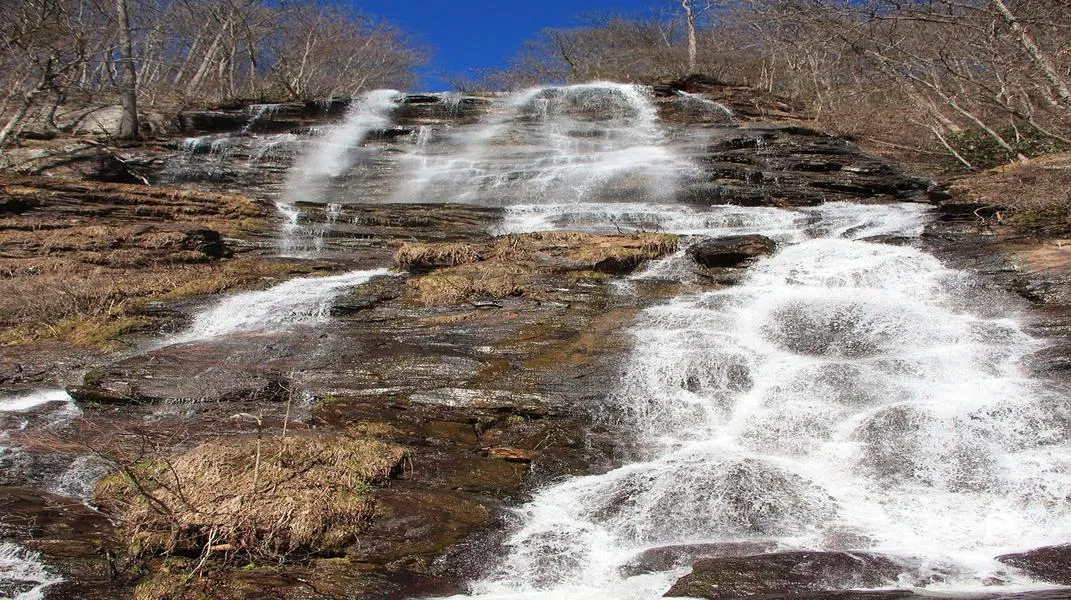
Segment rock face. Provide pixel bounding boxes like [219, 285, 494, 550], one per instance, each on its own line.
[5, 88, 1071, 600]
[997, 544, 1071, 585]
[687, 234, 777, 268]
[664, 551, 907, 599]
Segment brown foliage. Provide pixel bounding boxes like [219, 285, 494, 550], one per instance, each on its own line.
[395, 231, 678, 306]
[95, 432, 406, 559]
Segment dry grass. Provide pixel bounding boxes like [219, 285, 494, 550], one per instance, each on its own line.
[409, 263, 529, 306]
[393, 241, 487, 271]
[396, 231, 677, 306]
[949, 153, 1071, 222]
[96, 431, 406, 559]
[0, 258, 308, 349]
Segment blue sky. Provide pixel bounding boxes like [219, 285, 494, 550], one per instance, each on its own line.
[347, 0, 666, 91]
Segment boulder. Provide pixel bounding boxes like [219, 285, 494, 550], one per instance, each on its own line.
[997, 544, 1071, 585]
[663, 551, 907, 599]
[687, 234, 777, 268]
[622, 541, 779, 576]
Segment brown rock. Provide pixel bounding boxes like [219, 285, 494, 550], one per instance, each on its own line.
[687, 234, 777, 269]
[997, 544, 1071, 585]
[664, 551, 907, 599]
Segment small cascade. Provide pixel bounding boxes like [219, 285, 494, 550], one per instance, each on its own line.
[675, 90, 736, 123]
[278, 89, 403, 255]
[171, 268, 390, 343]
[249, 133, 301, 164]
[0, 543, 62, 600]
[446, 203, 1071, 599]
[0, 389, 72, 413]
[241, 103, 280, 134]
[168, 135, 242, 182]
[396, 83, 695, 206]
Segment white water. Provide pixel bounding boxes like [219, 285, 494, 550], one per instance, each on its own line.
[446, 203, 1071, 599]
[0, 389, 72, 413]
[396, 83, 696, 206]
[171, 268, 390, 343]
[0, 543, 62, 600]
[278, 89, 403, 255]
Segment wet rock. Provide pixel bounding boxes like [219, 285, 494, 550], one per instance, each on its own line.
[331, 274, 406, 315]
[0, 487, 122, 600]
[687, 125, 933, 206]
[67, 345, 294, 405]
[687, 234, 777, 268]
[621, 541, 779, 576]
[346, 488, 489, 566]
[664, 551, 908, 599]
[997, 544, 1071, 585]
[177, 110, 250, 134]
[484, 446, 540, 462]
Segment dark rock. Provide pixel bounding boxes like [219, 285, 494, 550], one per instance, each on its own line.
[664, 551, 908, 599]
[177, 110, 249, 134]
[621, 541, 780, 576]
[67, 346, 293, 405]
[346, 489, 489, 565]
[331, 274, 406, 315]
[177, 226, 231, 259]
[688, 234, 777, 268]
[997, 544, 1071, 585]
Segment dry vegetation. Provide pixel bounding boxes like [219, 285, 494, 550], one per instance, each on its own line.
[0, 175, 311, 349]
[0, 0, 426, 146]
[0, 258, 313, 349]
[395, 231, 678, 306]
[465, 0, 1070, 178]
[948, 152, 1071, 228]
[95, 431, 406, 560]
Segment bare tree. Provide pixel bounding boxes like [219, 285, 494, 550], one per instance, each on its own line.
[115, 0, 138, 139]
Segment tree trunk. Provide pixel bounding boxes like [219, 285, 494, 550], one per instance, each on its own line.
[990, 0, 1071, 105]
[682, 0, 697, 72]
[116, 0, 139, 140]
[0, 87, 42, 148]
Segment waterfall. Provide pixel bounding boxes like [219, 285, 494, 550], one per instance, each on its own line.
[171, 268, 390, 344]
[445, 203, 1071, 598]
[0, 389, 72, 413]
[0, 543, 62, 600]
[278, 89, 403, 255]
[395, 83, 696, 206]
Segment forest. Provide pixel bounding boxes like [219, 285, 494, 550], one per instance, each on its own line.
[1, 0, 1069, 170]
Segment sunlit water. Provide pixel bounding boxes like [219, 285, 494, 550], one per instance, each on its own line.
[395, 83, 697, 206]
[278, 89, 403, 255]
[441, 202, 1071, 599]
[170, 268, 390, 343]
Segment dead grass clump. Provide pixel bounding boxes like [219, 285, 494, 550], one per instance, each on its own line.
[96, 432, 406, 559]
[567, 234, 678, 270]
[393, 241, 487, 271]
[398, 232, 678, 306]
[950, 153, 1071, 223]
[408, 262, 529, 306]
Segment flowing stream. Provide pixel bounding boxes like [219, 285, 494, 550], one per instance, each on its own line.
[396, 86, 1071, 598]
[446, 202, 1071, 599]
[278, 89, 403, 255]
[3, 83, 1069, 598]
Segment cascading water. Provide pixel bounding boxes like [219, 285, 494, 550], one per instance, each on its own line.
[396, 83, 696, 206]
[443, 203, 1071, 599]
[170, 268, 390, 343]
[278, 89, 403, 255]
[0, 543, 62, 600]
